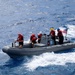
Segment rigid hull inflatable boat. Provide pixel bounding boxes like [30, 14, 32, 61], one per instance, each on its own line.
[2, 34, 75, 57]
[2, 42, 75, 57]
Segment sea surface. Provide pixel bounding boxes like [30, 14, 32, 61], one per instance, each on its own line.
[0, 0, 75, 75]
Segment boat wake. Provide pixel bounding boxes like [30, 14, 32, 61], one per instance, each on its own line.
[25, 51, 75, 71]
[67, 25, 75, 38]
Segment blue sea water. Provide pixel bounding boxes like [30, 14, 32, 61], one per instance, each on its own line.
[0, 0, 75, 75]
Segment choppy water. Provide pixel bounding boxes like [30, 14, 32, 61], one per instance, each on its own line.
[0, 0, 75, 75]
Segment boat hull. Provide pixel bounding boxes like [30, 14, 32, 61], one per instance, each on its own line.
[2, 42, 75, 57]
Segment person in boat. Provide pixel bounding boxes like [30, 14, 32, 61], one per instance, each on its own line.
[30, 34, 37, 44]
[50, 27, 56, 45]
[57, 29, 64, 44]
[37, 33, 42, 43]
[30, 34, 37, 48]
[15, 33, 24, 48]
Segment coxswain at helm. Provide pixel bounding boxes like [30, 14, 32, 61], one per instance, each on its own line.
[50, 27, 56, 45]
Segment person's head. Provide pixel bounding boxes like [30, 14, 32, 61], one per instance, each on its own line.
[57, 28, 60, 31]
[31, 34, 35, 37]
[50, 27, 54, 31]
[38, 33, 42, 38]
[18, 33, 23, 37]
[18, 33, 22, 36]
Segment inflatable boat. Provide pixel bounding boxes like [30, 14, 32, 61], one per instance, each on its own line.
[2, 34, 75, 57]
[2, 42, 75, 57]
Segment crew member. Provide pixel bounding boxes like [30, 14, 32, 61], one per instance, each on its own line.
[57, 29, 64, 44]
[37, 33, 42, 43]
[50, 27, 56, 45]
[30, 34, 37, 44]
[15, 33, 24, 48]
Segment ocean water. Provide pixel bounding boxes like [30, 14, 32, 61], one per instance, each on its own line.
[0, 0, 75, 75]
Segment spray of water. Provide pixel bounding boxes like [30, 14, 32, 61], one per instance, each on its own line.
[25, 52, 75, 71]
[24, 25, 75, 71]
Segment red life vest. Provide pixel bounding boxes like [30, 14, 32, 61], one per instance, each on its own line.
[30, 34, 37, 43]
[30, 34, 36, 41]
[38, 33, 42, 38]
[57, 30, 63, 36]
[17, 34, 23, 42]
[50, 30, 55, 37]
[32, 37, 37, 41]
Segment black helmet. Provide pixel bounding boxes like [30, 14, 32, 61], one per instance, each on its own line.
[57, 28, 60, 31]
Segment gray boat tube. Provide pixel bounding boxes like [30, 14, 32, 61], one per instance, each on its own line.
[2, 34, 73, 57]
[2, 42, 75, 57]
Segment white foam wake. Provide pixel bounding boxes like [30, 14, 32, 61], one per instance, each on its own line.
[25, 52, 75, 71]
[67, 25, 75, 38]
